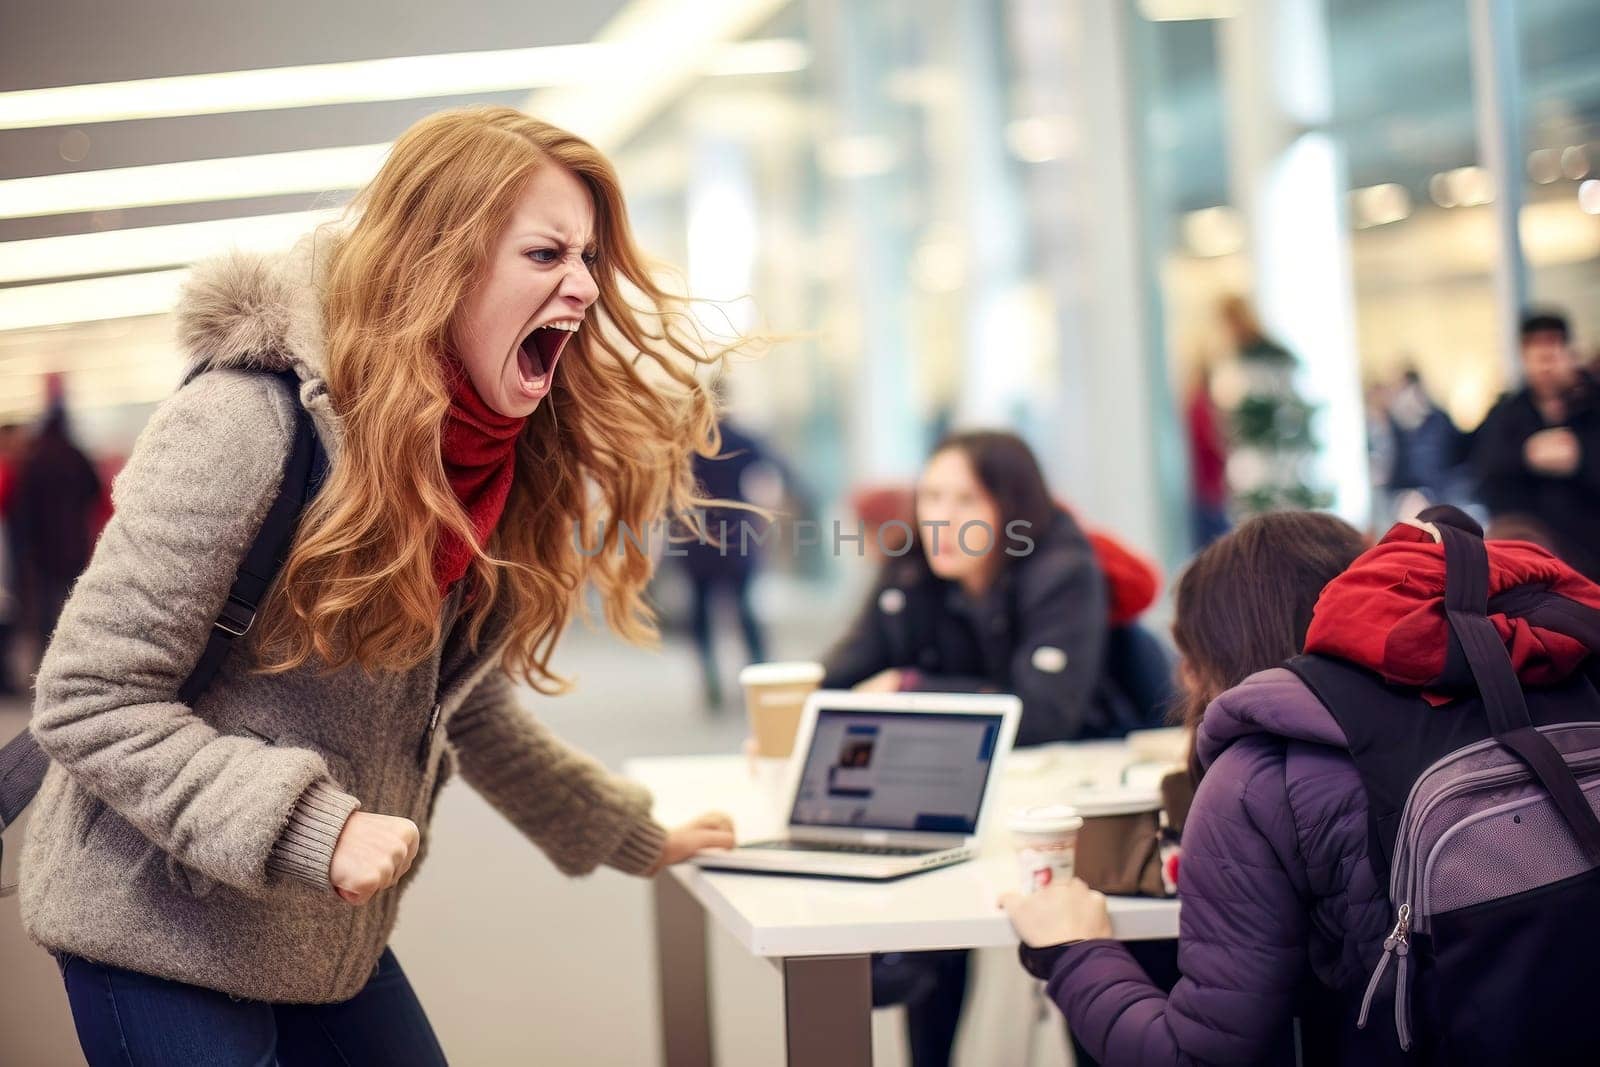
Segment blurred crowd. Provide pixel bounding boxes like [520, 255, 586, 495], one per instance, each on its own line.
[1185, 301, 1600, 582]
[10, 300, 1600, 711]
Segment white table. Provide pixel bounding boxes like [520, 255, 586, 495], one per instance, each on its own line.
[628, 743, 1182, 1067]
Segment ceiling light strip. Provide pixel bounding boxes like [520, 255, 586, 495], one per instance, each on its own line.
[0, 270, 189, 331]
[0, 209, 340, 284]
[0, 39, 808, 130]
[0, 144, 383, 220]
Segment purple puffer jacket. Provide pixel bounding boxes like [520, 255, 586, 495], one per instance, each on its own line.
[1040, 668, 1395, 1065]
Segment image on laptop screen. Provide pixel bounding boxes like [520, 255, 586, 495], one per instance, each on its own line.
[789, 709, 1003, 834]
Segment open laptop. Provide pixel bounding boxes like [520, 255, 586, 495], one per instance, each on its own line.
[692, 690, 1020, 881]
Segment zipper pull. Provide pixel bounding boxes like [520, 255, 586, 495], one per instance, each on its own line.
[416, 702, 442, 767]
[1357, 903, 1411, 1030]
[1395, 935, 1412, 1051]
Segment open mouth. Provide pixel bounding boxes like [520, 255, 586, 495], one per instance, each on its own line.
[515, 320, 580, 397]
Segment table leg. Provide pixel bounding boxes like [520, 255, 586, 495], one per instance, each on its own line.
[654, 875, 713, 1067]
[781, 954, 872, 1067]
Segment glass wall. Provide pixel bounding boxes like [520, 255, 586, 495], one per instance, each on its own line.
[1519, 0, 1600, 355]
[1330, 0, 1498, 429]
[1118, 0, 1600, 536]
[613, 0, 1184, 568]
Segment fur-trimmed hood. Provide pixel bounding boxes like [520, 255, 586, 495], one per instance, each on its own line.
[175, 236, 345, 454]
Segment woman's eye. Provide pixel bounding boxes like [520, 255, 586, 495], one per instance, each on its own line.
[582, 250, 599, 267]
[526, 249, 559, 264]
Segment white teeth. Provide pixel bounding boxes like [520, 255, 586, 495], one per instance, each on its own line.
[538, 320, 581, 333]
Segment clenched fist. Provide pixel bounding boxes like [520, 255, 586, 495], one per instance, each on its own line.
[329, 812, 421, 905]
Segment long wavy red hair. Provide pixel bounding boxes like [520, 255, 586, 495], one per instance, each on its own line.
[255, 107, 739, 690]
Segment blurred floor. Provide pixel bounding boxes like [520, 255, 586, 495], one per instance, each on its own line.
[0, 575, 1061, 1066]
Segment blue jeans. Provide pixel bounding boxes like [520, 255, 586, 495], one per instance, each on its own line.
[57, 947, 448, 1066]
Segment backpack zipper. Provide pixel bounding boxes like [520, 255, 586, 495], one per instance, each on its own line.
[1358, 902, 1410, 1036]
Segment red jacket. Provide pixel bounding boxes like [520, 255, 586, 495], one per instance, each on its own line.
[1306, 521, 1600, 695]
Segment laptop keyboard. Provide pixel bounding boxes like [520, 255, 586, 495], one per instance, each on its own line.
[740, 839, 941, 857]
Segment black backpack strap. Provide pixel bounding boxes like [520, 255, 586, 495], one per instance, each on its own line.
[0, 721, 49, 831]
[177, 371, 322, 703]
[1436, 520, 1600, 866]
[1285, 654, 1450, 882]
[0, 372, 322, 872]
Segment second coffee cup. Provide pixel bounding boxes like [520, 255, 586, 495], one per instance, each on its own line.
[739, 661, 826, 758]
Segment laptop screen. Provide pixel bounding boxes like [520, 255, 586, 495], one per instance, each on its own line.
[788, 708, 1004, 834]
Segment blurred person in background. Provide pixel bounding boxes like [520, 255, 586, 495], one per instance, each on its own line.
[676, 384, 805, 710]
[1213, 294, 1328, 514]
[1184, 363, 1230, 548]
[0, 422, 25, 694]
[12, 376, 102, 667]
[20, 107, 740, 1067]
[820, 430, 1169, 1067]
[1484, 512, 1562, 554]
[1365, 380, 1397, 533]
[849, 483, 918, 562]
[1218, 293, 1292, 367]
[821, 430, 1159, 745]
[1471, 310, 1600, 579]
[1378, 366, 1465, 523]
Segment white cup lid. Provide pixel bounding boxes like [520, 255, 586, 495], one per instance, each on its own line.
[739, 661, 826, 686]
[1069, 786, 1162, 817]
[1008, 804, 1084, 835]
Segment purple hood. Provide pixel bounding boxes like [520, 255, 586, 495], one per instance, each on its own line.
[1195, 667, 1349, 769]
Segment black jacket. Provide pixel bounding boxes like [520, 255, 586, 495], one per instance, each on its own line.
[1471, 379, 1600, 579]
[13, 415, 102, 582]
[820, 510, 1120, 746]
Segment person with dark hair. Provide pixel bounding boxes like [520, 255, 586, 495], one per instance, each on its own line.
[822, 430, 1142, 745]
[0, 421, 25, 693]
[1002, 511, 1374, 1065]
[1184, 365, 1230, 548]
[12, 397, 102, 660]
[1215, 294, 1326, 515]
[676, 413, 780, 710]
[1471, 310, 1600, 578]
[1381, 367, 1464, 520]
[1168, 512, 1370, 781]
[821, 430, 1163, 1067]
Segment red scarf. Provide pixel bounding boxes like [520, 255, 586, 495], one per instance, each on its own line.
[435, 364, 526, 592]
[1305, 522, 1600, 701]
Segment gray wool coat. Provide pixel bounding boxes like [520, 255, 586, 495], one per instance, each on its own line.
[19, 241, 669, 1004]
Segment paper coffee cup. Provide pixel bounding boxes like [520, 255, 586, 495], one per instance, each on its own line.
[739, 661, 825, 758]
[1008, 804, 1084, 894]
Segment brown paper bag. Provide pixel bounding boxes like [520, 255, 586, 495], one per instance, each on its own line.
[1075, 810, 1166, 897]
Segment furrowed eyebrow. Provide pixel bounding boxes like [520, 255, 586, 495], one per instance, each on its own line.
[514, 230, 596, 249]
